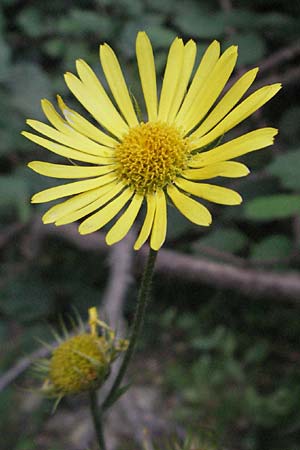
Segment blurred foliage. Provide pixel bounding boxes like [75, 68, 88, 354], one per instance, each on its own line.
[148, 430, 219, 450]
[0, 0, 300, 449]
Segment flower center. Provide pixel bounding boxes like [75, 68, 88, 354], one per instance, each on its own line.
[115, 122, 190, 193]
[49, 334, 109, 395]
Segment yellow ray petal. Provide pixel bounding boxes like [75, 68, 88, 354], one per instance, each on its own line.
[26, 119, 113, 158]
[134, 194, 156, 250]
[57, 96, 117, 148]
[167, 184, 211, 226]
[158, 38, 184, 121]
[192, 67, 258, 139]
[28, 161, 116, 179]
[64, 70, 128, 139]
[136, 31, 157, 122]
[189, 128, 278, 167]
[42, 184, 115, 224]
[31, 173, 117, 203]
[183, 161, 249, 180]
[55, 182, 125, 225]
[79, 188, 133, 235]
[22, 131, 110, 165]
[191, 83, 282, 149]
[100, 44, 139, 128]
[76, 60, 131, 131]
[167, 39, 197, 122]
[41, 98, 115, 154]
[150, 190, 167, 251]
[106, 193, 144, 245]
[41, 99, 69, 132]
[175, 178, 242, 205]
[175, 40, 220, 126]
[178, 46, 238, 133]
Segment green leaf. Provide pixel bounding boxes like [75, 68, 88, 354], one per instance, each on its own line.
[120, 21, 176, 58]
[57, 10, 115, 38]
[0, 36, 11, 80]
[9, 63, 52, 118]
[267, 149, 300, 190]
[174, 10, 226, 38]
[244, 342, 269, 364]
[43, 39, 66, 58]
[149, 0, 175, 13]
[244, 194, 300, 221]
[225, 32, 266, 66]
[0, 274, 53, 322]
[223, 9, 261, 29]
[147, 25, 178, 49]
[0, 174, 30, 221]
[17, 7, 45, 38]
[103, 383, 131, 409]
[194, 227, 248, 254]
[113, 0, 144, 16]
[279, 107, 300, 144]
[250, 234, 292, 261]
[191, 326, 226, 351]
[256, 12, 296, 32]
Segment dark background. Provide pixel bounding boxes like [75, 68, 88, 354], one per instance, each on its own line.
[0, 0, 300, 449]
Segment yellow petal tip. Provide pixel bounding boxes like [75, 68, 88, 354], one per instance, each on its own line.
[78, 224, 90, 235]
[42, 215, 53, 224]
[30, 195, 39, 204]
[105, 235, 114, 246]
[236, 194, 243, 205]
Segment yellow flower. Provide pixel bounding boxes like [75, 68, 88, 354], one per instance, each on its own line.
[37, 307, 128, 401]
[23, 32, 281, 250]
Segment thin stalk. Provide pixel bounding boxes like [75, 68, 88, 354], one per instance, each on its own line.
[102, 248, 157, 410]
[89, 390, 106, 450]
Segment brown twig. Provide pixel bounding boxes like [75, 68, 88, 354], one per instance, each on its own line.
[226, 41, 300, 93]
[2, 220, 300, 391]
[0, 232, 153, 450]
[0, 222, 25, 250]
[150, 249, 300, 301]
[219, 0, 232, 11]
[0, 345, 49, 392]
[257, 40, 300, 75]
[43, 222, 300, 302]
[0, 237, 133, 393]
[254, 66, 300, 89]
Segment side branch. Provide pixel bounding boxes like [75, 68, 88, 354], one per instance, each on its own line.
[46, 224, 300, 302]
[149, 249, 300, 301]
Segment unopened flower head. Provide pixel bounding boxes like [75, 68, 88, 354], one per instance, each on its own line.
[23, 32, 281, 250]
[36, 308, 127, 402]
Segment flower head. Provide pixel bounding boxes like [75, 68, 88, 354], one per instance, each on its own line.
[36, 307, 127, 401]
[23, 32, 281, 250]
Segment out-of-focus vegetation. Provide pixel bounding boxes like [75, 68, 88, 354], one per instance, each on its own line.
[0, 0, 300, 449]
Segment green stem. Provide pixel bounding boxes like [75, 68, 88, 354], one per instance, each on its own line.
[89, 390, 106, 450]
[102, 248, 157, 410]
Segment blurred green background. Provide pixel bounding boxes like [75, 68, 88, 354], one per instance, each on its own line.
[0, 0, 300, 449]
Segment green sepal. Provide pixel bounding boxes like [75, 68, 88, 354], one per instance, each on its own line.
[103, 383, 131, 410]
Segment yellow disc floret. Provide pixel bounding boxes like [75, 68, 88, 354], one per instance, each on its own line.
[49, 334, 109, 395]
[115, 122, 191, 193]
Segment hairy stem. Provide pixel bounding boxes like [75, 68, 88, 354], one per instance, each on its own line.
[102, 248, 157, 410]
[89, 390, 106, 450]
